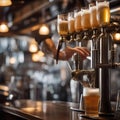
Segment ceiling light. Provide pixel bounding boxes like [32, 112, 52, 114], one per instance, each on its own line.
[0, 23, 9, 33]
[39, 24, 50, 35]
[0, 0, 12, 6]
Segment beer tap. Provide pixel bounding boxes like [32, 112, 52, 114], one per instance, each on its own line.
[56, 13, 68, 64]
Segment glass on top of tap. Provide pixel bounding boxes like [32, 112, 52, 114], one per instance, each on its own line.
[74, 9, 82, 32]
[57, 13, 68, 36]
[68, 11, 75, 34]
[89, 3, 99, 29]
[81, 7, 91, 30]
[96, 0, 110, 26]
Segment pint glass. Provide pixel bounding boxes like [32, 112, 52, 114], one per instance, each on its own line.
[83, 87, 100, 116]
[89, 4, 99, 29]
[81, 7, 91, 30]
[96, 0, 110, 26]
[68, 12, 75, 34]
[74, 9, 82, 32]
[57, 13, 68, 36]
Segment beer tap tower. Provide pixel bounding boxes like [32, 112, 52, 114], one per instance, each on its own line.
[56, 0, 120, 117]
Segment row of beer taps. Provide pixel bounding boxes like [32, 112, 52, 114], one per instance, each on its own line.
[56, 0, 120, 116]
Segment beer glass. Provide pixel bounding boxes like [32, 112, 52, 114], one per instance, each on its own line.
[74, 9, 82, 33]
[96, 0, 110, 27]
[56, 13, 68, 63]
[68, 11, 75, 42]
[81, 7, 91, 30]
[81, 7, 91, 46]
[74, 9, 82, 43]
[89, 4, 99, 29]
[57, 13, 68, 36]
[83, 87, 100, 117]
[89, 3, 99, 68]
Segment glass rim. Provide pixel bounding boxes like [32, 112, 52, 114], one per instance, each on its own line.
[96, 0, 109, 4]
[89, 3, 96, 7]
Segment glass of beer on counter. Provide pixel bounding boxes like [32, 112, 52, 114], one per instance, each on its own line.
[96, 0, 110, 26]
[83, 87, 100, 117]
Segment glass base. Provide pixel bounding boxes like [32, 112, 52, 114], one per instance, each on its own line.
[70, 107, 85, 113]
[80, 114, 102, 120]
[80, 113, 115, 120]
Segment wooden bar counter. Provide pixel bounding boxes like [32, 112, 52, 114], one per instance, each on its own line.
[0, 100, 116, 120]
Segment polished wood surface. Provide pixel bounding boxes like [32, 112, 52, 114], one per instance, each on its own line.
[0, 100, 116, 120]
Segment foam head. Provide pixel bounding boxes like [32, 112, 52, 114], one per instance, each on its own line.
[83, 87, 99, 96]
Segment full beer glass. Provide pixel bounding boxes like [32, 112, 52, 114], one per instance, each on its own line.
[74, 10, 82, 33]
[56, 13, 68, 63]
[83, 87, 100, 116]
[89, 4, 99, 29]
[74, 9, 83, 43]
[57, 14, 68, 36]
[96, 0, 110, 26]
[81, 7, 91, 46]
[81, 7, 91, 30]
[68, 12, 75, 41]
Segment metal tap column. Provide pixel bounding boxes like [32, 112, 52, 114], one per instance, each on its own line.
[98, 28, 113, 116]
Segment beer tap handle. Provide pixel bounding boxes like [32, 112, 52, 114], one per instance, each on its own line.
[56, 39, 63, 64]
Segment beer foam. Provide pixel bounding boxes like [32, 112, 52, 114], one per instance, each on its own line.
[68, 17, 74, 21]
[83, 87, 99, 96]
[81, 9, 90, 15]
[76, 11, 81, 17]
[90, 6, 96, 12]
[58, 20, 68, 25]
[97, 1, 109, 8]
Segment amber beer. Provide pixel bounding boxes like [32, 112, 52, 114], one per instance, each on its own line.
[74, 10, 82, 32]
[57, 14, 68, 36]
[81, 8, 91, 30]
[58, 21, 68, 35]
[83, 87, 100, 116]
[89, 5, 99, 28]
[68, 12, 75, 34]
[97, 1, 110, 26]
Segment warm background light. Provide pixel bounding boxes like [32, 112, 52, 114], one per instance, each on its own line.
[0, 0, 12, 6]
[39, 24, 50, 35]
[0, 23, 9, 33]
[32, 51, 44, 62]
[9, 57, 16, 64]
[29, 40, 38, 53]
[112, 33, 120, 41]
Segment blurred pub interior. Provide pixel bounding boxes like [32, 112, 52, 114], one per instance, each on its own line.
[0, 0, 119, 104]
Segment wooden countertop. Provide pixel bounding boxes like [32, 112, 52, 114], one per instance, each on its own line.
[0, 100, 116, 120]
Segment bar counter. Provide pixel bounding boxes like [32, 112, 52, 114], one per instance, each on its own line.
[0, 100, 116, 120]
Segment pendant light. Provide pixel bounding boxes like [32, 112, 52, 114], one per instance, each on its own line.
[0, 22, 9, 33]
[0, 0, 12, 6]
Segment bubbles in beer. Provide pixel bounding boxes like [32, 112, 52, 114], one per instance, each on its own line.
[74, 11, 82, 32]
[57, 20, 68, 36]
[89, 5, 99, 28]
[97, 1, 110, 26]
[81, 8, 91, 30]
